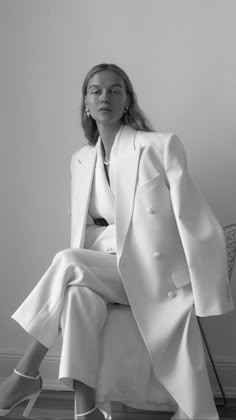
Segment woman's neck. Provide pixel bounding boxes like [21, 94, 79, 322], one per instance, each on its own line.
[97, 122, 122, 162]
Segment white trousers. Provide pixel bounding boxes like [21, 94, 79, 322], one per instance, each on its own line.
[12, 248, 218, 419]
[12, 248, 130, 389]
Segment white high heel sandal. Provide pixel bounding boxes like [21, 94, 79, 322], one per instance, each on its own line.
[74, 405, 111, 419]
[74, 395, 112, 419]
[0, 369, 42, 417]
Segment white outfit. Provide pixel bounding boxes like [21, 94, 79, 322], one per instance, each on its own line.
[12, 125, 234, 420]
[12, 131, 127, 388]
[84, 136, 116, 253]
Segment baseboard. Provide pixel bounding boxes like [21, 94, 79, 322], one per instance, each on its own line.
[207, 359, 236, 398]
[0, 349, 236, 398]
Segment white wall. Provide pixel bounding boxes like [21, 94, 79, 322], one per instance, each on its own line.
[0, 0, 236, 395]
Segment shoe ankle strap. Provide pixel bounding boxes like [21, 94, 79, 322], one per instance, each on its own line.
[14, 368, 41, 380]
[75, 406, 97, 417]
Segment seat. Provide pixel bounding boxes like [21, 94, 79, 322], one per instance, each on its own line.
[197, 223, 236, 406]
[85, 224, 236, 417]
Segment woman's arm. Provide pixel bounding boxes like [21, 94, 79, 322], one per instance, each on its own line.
[163, 134, 234, 316]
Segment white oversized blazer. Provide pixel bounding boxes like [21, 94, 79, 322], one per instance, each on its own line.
[71, 125, 234, 418]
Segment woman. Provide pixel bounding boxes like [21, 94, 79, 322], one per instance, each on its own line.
[0, 63, 234, 420]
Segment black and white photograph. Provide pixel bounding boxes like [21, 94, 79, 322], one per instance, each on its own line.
[0, 1, 236, 419]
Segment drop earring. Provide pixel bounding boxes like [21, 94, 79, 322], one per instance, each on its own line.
[124, 106, 129, 113]
[85, 107, 90, 117]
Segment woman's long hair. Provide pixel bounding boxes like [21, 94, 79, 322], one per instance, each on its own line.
[81, 63, 154, 145]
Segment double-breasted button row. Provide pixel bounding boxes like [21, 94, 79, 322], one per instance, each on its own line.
[146, 209, 176, 300]
[147, 207, 160, 259]
[167, 291, 176, 299]
[106, 247, 115, 253]
[151, 251, 175, 298]
[146, 207, 154, 214]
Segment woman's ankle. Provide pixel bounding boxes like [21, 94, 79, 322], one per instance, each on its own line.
[14, 364, 39, 378]
[75, 406, 97, 417]
[74, 380, 96, 416]
[14, 339, 48, 378]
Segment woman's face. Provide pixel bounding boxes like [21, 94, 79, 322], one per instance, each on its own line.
[85, 70, 129, 127]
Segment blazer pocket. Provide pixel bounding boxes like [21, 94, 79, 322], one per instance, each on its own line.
[138, 174, 164, 194]
[172, 266, 191, 288]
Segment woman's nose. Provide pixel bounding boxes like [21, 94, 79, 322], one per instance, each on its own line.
[101, 91, 109, 103]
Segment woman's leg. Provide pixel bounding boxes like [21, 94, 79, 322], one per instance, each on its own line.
[59, 285, 109, 418]
[74, 381, 104, 419]
[11, 249, 128, 348]
[16, 339, 48, 377]
[0, 340, 100, 417]
[54, 250, 129, 419]
[0, 339, 46, 411]
[3, 249, 128, 417]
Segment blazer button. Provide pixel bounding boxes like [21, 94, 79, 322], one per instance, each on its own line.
[153, 251, 161, 259]
[146, 207, 154, 214]
[168, 291, 176, 299]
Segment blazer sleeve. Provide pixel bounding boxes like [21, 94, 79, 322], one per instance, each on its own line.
[163, 134, 234, 317]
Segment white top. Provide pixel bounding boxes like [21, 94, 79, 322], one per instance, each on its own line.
[84, 125, 124, 253]
[88, 136, 115, 223]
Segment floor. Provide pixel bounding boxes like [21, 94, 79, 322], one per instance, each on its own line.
[5, 391, 236, 420]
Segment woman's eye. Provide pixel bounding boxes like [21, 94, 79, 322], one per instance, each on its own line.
[92, 90, 99, 95]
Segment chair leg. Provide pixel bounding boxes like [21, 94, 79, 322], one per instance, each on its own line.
[197, 318, 227, 407]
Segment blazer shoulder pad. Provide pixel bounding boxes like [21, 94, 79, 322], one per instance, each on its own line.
[136, 131, 176, 152]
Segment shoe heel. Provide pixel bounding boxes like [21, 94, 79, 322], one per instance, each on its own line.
[22, 392, 40, 417]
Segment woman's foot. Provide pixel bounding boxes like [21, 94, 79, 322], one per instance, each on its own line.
[0, 370, 41, 412]
[74, 379, 105, 419]
[75, 406, 105, 419]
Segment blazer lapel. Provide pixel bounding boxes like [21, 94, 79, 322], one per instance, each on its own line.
[71, 146, 97, 248]
[115, 126, 141, 260]
[71, 125, 141, 252]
